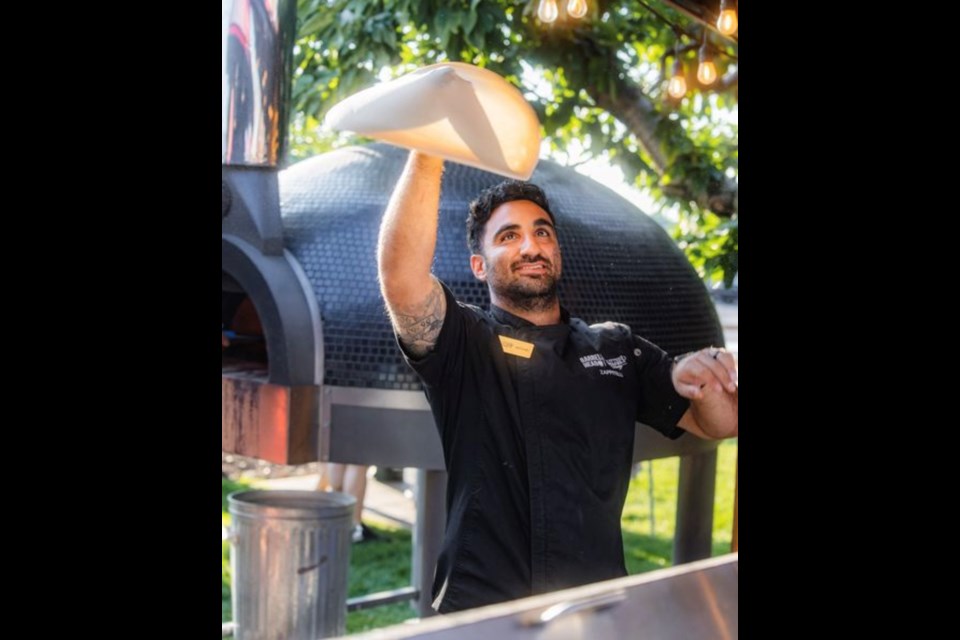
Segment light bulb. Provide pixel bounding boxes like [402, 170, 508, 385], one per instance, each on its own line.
[717, 0, 738, 36]
[538, 0, 559, 23]
[697, 60, 717, 85]
[667, 75, 687, 99]
[668, 60, 686, 98]
[568, 0, 588, 19]
[698, 39, 717, 85]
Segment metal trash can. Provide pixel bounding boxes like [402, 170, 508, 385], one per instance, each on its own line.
[228, 490, 355, 639]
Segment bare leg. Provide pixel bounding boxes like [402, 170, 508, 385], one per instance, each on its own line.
[342, 464, 369, 526]
[318, 463, 371, 541]
[317, 462, 346, 492]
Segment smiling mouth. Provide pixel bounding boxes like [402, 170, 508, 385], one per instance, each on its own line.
[514, 262, 550, 274]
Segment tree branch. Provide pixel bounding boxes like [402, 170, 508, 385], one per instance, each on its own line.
[588, 76, 671, 176]
[587, 75, 738, 217]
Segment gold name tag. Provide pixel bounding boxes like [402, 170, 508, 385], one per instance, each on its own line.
[499, 335, 535, 359]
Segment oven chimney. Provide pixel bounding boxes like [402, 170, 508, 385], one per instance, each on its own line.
[221, 0, 297, 255]
[222, 0, 296, 168]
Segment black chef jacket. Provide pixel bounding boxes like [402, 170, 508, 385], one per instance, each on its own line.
[398, 282, 690, 613]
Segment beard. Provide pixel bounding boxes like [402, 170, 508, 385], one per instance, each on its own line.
[488, 256, 560, 312]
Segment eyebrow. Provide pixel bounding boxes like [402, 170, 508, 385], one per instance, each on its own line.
[492, 218, 556, 239]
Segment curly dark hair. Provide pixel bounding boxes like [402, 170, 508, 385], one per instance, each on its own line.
[466, 180, 556, 255]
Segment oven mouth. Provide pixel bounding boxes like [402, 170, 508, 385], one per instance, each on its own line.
[222, 281, 268, 374]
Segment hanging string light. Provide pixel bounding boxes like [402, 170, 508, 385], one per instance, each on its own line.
[567, 0, 588, 19]
[697, 32, 717, 85]
[667, 49, 687, 99]
[717, 0, 738, 36]
[534, 0, 733, 100]
[537, 0, 559, 23]
[536, 0, 589, 24]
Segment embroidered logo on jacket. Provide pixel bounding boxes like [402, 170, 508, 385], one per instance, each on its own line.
[579, 353, 627, 378]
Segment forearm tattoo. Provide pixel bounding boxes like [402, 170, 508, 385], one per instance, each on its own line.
[393, 281, 446, 358]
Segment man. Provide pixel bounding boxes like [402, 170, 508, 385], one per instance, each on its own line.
[378, 151, 738, 613]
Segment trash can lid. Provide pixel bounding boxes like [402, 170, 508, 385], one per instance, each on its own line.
[228, 490, 356, 520]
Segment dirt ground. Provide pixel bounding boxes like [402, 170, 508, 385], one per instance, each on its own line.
[221, 452, 325, 481]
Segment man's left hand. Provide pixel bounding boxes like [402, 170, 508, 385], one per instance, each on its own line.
[672, 347, 738, 400]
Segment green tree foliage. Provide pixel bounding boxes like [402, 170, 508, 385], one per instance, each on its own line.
[290, 0, 738, 285]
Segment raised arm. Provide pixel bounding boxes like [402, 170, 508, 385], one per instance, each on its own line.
[377, 151, 447, 358]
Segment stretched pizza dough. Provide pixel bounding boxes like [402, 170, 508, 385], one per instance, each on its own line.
[325, 63, 541, 180]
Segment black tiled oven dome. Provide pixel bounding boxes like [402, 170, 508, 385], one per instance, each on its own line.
[280, 144, 722, 391]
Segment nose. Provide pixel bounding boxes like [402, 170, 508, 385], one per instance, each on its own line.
[520, 232, 538, 255]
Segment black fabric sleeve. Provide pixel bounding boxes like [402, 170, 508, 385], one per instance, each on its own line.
[632, 334, 689, 439]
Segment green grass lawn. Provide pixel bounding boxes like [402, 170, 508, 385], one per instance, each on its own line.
[222, 438, 737, 634]
[622, 438, 738, 573]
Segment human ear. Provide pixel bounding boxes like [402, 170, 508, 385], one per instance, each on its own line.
[470, 254, 487, 281]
